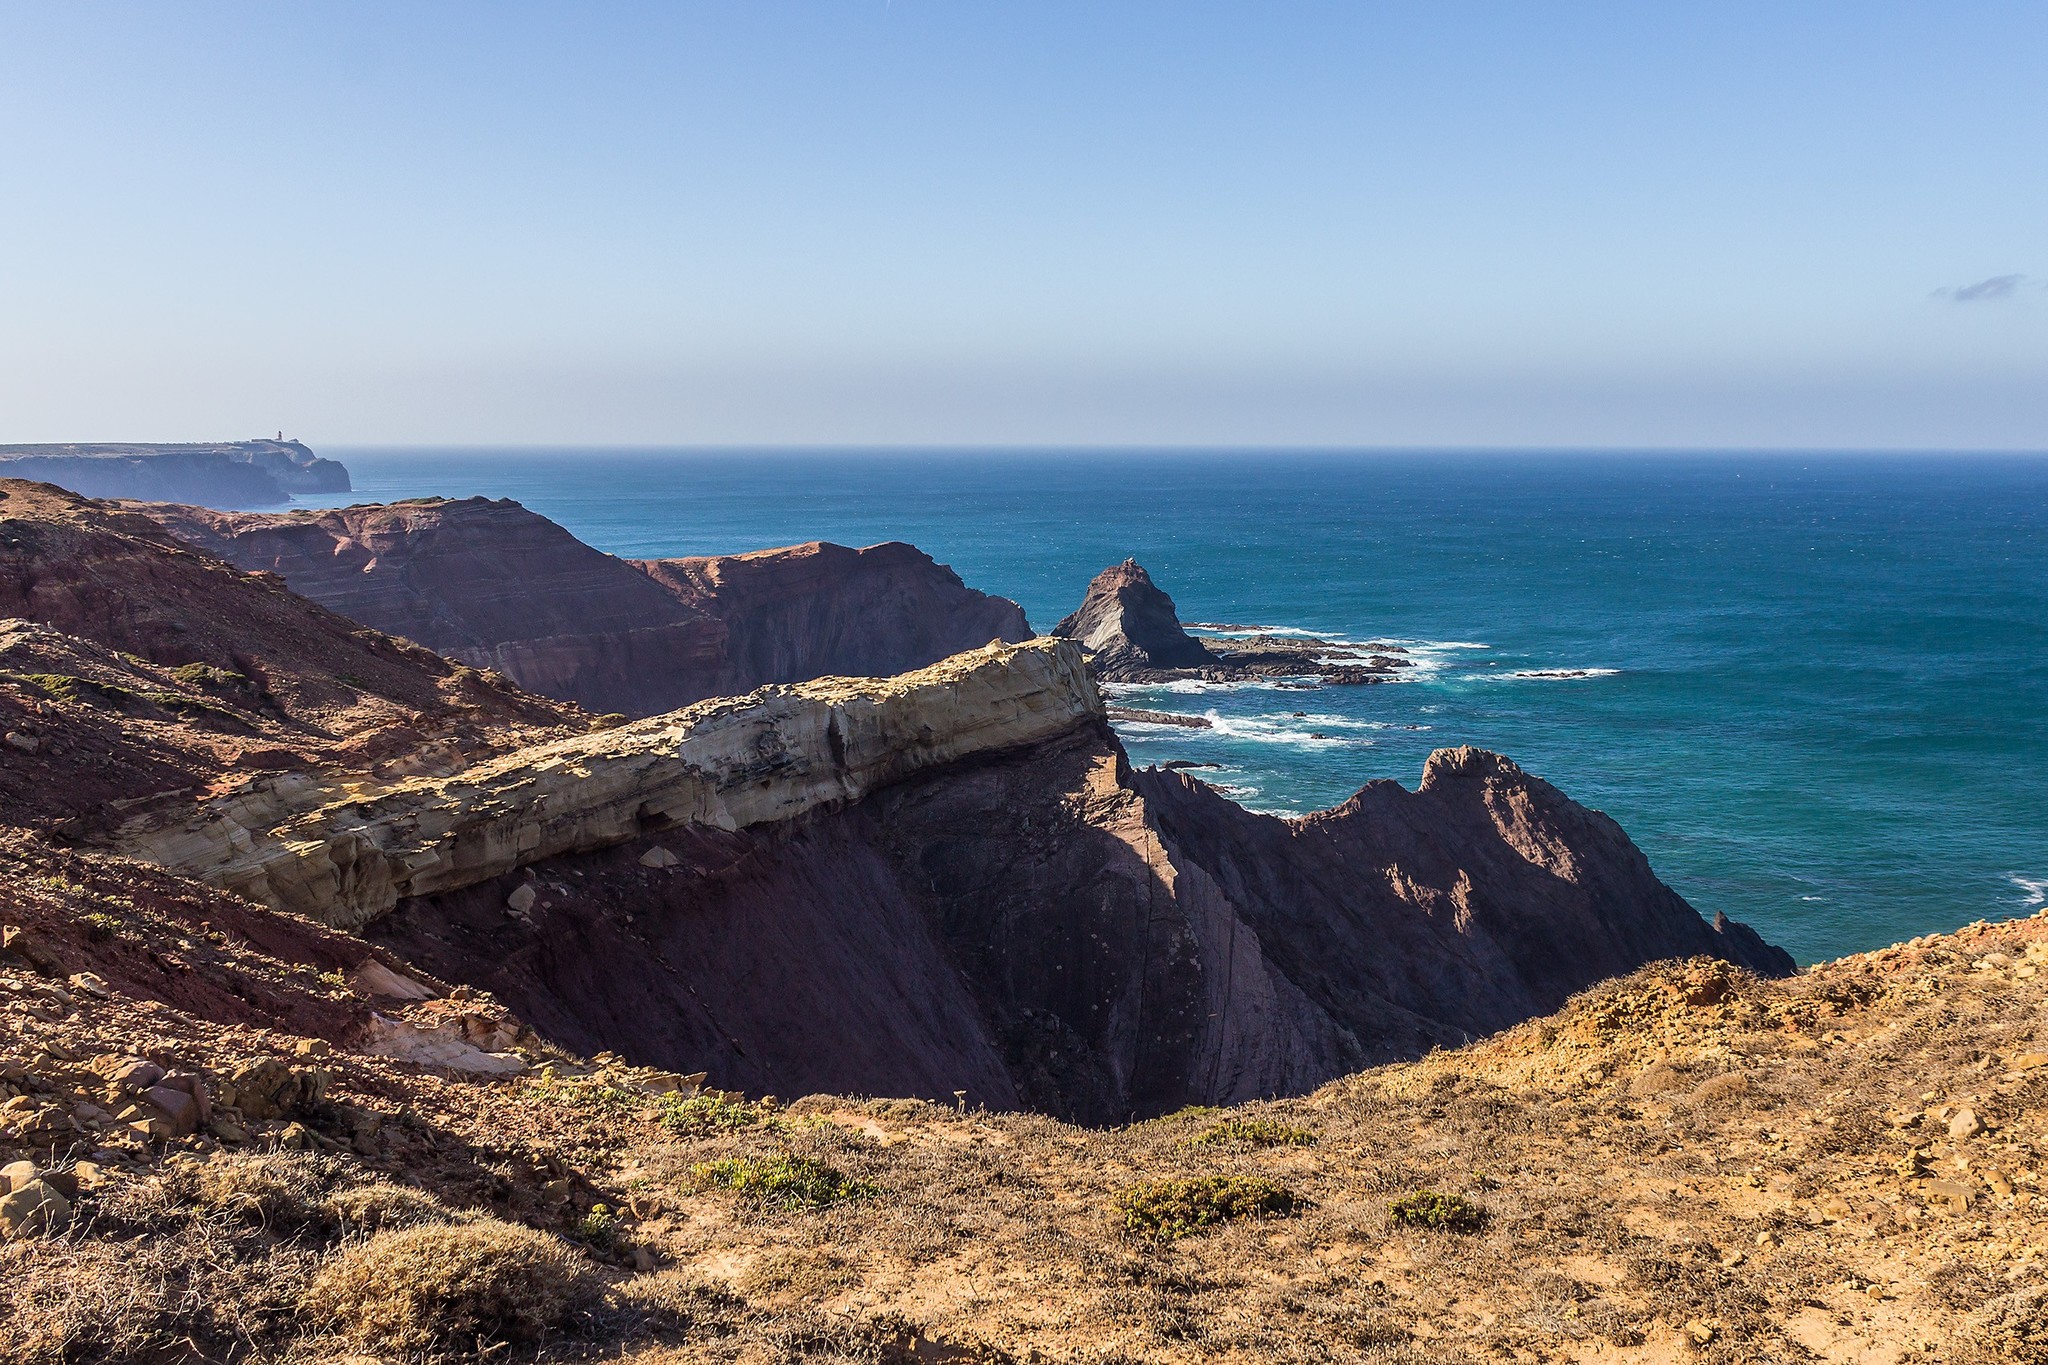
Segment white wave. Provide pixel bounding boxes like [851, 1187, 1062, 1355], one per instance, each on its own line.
[2010, 874, 2048, 908]
[1132, 677, 1312, 696]
[1185, 623, 1342, 641]
[1373, 638, 1493, 683]
[1202, 713, 1372, 749]
[1489, 667, 1621, 681]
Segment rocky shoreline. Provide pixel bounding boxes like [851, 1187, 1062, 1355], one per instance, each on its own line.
[1054, 559, 1409, 686]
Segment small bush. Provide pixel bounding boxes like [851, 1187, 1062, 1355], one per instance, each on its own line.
[1388, 1190, 1485, 1232]
[692, 1153, 874, 1210]
[169, 663, 246, 688]
[659, 1091, 779, 1137]
[167, 1152, 343, 1230]
[527, 1074, 641, 1117]
[302, 1220, 596, 1351]
[79, 911, 124, 943]
[575, 1202, 620, 1250]
[1145, 1104, 1226, 1125]
[322, 1182, 460, 1233]
[1113, 1176, 1299, 1239]
[1188, 1117, 1318, 1149]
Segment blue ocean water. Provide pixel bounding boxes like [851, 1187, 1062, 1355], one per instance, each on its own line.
[314, 449, 2048, 965]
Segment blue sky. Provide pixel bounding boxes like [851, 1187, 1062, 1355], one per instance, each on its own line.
[1, 2, 2042, 447]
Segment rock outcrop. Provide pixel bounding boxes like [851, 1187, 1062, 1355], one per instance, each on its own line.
[150, 498, 1032, 716]
[1056, 559, 1410, 686]
[1, 479, 1792, 1127]
[114, 638, 1103, 930]
[0, 441, 349, 507]
[1054, 559, 1216, 675]
[373, 729, 1788, 1122]
[0, 481, 581, 835]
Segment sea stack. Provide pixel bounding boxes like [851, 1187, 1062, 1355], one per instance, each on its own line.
[1054, 559, 1215, 677]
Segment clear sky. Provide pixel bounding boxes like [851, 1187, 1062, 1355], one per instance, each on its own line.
[1, 2, 2042, 448]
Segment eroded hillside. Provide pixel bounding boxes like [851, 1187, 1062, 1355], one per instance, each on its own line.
[1, 829, 2037, 1363]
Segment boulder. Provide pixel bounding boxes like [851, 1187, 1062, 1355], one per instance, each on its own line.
[225, 1058, 329, 1121]
[0, 1177, 68, 1237]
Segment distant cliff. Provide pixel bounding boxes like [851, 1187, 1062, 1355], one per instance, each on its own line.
[151, 497, 1032, 715]
[0, 440, 349, 508]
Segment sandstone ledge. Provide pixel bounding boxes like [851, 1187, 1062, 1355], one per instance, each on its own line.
[114, 638, 1101, 929]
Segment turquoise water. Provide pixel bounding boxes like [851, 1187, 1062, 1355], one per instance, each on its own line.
[315, 449, 2048, 965]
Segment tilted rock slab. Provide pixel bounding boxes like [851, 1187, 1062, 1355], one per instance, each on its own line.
[114, 638, 1101, 929]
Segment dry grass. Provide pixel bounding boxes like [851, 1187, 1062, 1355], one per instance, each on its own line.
[301, 1219, 599, 1353]
[7, 914, 2048, 1361]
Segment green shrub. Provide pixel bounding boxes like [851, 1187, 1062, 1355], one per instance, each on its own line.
[1187, 1117, 1318, 1149]
[1388, 1190, 1485, 1232]
[79, 912, 124, 943]
[169, 663, 246, 688]
[691, 1154, 874, 1210]
[1144, 1104, 1225, 1125]
[658, 1091, 779, 1137]
[1113, 1176, 1299, 1239]
[525, 1074, 641, 1117]
[574, 1202, 620, 1250]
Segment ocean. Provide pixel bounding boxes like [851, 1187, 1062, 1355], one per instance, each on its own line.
[313, 448, 2048, 966]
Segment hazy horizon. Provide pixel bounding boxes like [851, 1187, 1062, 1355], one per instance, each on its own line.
[3, 2, 2043, 449]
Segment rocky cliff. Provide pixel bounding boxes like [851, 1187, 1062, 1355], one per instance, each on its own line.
[3, 480, 1790, 1126]
[0, 480, 580, 837]
[152, 498, 1032, 715]
[0, 441, 349, 507]
[370, 726, 1788, 1122]
[114, 638, 1103, 931]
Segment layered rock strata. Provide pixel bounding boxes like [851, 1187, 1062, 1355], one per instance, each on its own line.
[151, 497, 1031, 715]
[114, 638, 1102, 930]
[0, 481, 580, 834]
[374, 730, 1789, 1122]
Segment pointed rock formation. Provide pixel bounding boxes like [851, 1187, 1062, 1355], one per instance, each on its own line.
[1054, 559, 1216, 676]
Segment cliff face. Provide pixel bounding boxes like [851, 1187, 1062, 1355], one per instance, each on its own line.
[4, 480, 1792, 1126]
[153, 498, 728, 717]
[152, 498, 1032, 716]
[636, 540, 1033, 700]
[369, 725, 1789, 1122]
[114, 639, 1103, 931]
[0, 441, 349, 507]
[0, 481, 580, 835]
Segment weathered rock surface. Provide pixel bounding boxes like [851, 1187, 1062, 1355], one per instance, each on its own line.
[1, 479, 1794, 1128]
[1054, 559, 1216, 675]
[115, 638, 1104, 929]
[634, 539, 1032, 705]
[151, 497, 1031, 716]
[0, 441, 348, 507]
[0, 481, 581, 835]
[374, 733, 1790, 1122]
